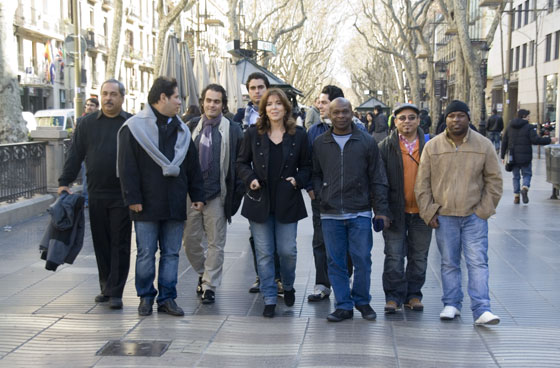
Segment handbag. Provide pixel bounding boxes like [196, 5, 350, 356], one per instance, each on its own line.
[505, 135, 514, 172]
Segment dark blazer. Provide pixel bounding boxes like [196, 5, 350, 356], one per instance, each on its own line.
[236, 125, 311, 223]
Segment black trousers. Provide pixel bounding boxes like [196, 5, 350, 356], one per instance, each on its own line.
[88, 198, 132, 297]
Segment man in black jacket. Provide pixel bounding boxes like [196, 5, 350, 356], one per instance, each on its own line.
[501, 109, 557, 204]
[487, 109, 504, 153]
[183, 84, 243, 305]
[118, 77, 205, 317]
[378, 103, 432, 314]
[312, 98, 390, 322]
[58, 79, 132, 309]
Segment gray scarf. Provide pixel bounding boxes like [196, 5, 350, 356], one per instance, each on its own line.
[199, 114, 221, 177]
[117, 106, 191, 177]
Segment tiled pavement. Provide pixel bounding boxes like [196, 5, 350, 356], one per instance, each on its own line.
[0, 156, 559, 367]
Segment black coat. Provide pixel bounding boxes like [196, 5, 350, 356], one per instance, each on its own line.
[378, 128, 426, 227]
[236, 125, 311, 223]
[487, 114, 504, 132]
[501, 118, 551, 165]
[187, 116, 245, 223]
[118, 118, 205, 222]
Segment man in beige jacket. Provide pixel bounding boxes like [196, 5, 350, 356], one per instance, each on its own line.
[415, 100, 503, 326]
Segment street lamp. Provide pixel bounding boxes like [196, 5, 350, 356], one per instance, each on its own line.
[435, 60, 448, 116]
[479, 44, 490, 132]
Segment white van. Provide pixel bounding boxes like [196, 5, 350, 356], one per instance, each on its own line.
[34, 109, 75, 132]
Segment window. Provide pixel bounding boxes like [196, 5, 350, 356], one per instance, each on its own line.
[517, 5, 523, 28]
[555, 31, 560, 60]
[509, 48, 514, 71]
[549, 0, 554, 13]
[524, 1, 529, 26]
[522, 43, 527, 68]
[529, 41, 535, 66]
[545, 33, 552, 62]
[515, 46, 520, 71]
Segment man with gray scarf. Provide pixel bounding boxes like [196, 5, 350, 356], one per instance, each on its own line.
[118, 76, 205, 317]
[183, 84, 244, 304]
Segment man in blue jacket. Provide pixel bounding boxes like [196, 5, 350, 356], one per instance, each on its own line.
[118, 76, 205, 317]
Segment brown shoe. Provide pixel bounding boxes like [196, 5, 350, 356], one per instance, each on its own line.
[513, 195, 520, 204]
[405, 298, 424, 311]
[384, 301, 401, 314]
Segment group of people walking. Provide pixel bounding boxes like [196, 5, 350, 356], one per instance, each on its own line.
[60, 71, 554, 326]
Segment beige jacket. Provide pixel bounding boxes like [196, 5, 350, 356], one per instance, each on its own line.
[414, 128, 503, 225]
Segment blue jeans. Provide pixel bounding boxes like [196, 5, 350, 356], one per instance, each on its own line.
[134, 220, 184, 304]
[322, 217, 373, 310]
[250, 215, 297, 305]
[512, 163, 532, 194]
[435, 214, 491, 320]
[487, 131, 501, 152]
[382, 213, 432, 304]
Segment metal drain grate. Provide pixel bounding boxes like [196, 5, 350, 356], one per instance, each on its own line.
[96, 340, 171, 357]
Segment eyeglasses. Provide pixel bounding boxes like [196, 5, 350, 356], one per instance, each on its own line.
[245, 189, 262, 202]
[397, 114, 418, 122]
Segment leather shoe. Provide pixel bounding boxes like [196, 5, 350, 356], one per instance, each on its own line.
[405, 298, 424, 311]
[307, 289, 330, 302]
[355, 304, 377, 321]
[157, 299, 184, 316]
[202, 289, 215, 304]
[284, 288, 295, 307]
[109, 297, 123, 309]
[327, 309, 353, 322]
[94, 294, 109, 303]
[263, 304, 276, 318]
[138, 298, 153, 316]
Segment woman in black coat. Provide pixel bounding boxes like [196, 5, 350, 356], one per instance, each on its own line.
[236, 88, 311, 318]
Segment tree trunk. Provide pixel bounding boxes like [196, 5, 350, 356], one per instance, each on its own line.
[0, 2, 27, 143]
[106, 0, 124, 79]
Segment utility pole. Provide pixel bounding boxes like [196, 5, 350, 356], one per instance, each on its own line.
[503, 0, 513, 128]
[73, 0, 83, 118]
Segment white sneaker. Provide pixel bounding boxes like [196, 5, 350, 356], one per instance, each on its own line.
[475, 311, 500, 325]
[439, 306, 461, 320]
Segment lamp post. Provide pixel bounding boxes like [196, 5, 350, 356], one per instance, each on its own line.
[435, 61, 447, 117]
[479, 44, 490, 130]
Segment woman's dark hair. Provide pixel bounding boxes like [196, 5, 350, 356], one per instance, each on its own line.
[186, 104, 201, 116]
[148, 77, 177, 105]
[366, 111, 374, 120]
[200, 84, 228, 114]
[257, 88, 296, 135]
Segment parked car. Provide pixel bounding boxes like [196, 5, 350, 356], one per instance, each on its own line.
[34, 109, 75, 132]
[22, 112, 37, 132]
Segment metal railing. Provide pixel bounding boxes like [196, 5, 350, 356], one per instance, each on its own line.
[0, 141, 47, 203]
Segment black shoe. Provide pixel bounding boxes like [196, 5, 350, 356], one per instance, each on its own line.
[355, 304, 377, 321]
[307, 290, 330, 302]
[249, 277, 260, 293]
[138, 298, 153, 316]
[196, 276, 203, 296]
[157, 299, 184, 316]
[521, 187, 529, 204]
[202, 289, 215, 304]
[327, 309, 353, 322]
[263, 304, 276, 318]
[276, 279, 284, 296]
[109, 297, 123, 309]
[284, 288, 295, 307]
[94, 294, 109, 303]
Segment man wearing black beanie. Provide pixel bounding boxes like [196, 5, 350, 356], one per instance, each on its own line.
[415, 100, 503, 326]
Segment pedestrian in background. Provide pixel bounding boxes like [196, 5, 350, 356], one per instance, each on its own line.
[237, 88, 311, 318]
[486, 109, 504, 153]
[371, 105, 389, 143]
[501, 109, 557, 204]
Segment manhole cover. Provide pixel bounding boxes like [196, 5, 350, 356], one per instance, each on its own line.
[96, 340, 171, 357]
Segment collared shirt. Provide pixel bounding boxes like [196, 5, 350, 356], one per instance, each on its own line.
[444, 128, 469, 150]
[244, 102, 259, 126]
[398, 133, 418, 155]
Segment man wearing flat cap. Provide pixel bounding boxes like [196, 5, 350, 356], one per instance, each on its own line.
[378, 103, 433, 315]
[414, 100, 503, 325]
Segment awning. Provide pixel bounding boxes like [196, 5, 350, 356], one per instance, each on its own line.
[236, 58, 302, 96]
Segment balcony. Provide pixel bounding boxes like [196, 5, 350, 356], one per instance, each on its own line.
[14, 5, 65, 40]
[102, 0, 113, 11]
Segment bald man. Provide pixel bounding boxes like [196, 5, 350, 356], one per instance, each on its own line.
[312, 98, 391, 322]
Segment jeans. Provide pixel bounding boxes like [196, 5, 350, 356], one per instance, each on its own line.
[322, 217, 373, 310]
[435, 214, 491, 320]
[512, 163, 532, 194]
[382, 213, 432, 304]
[135, 220, 185, 304]
[487, 131, 501, 152]
[250, 215, 298, 305]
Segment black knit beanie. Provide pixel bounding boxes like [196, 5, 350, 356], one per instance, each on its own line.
[444, 100, 470, 121]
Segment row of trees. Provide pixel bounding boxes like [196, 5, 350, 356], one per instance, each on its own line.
[347, 0, 506, 126]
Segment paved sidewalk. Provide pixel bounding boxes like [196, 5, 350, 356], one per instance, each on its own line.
[0, 156, 559, 367]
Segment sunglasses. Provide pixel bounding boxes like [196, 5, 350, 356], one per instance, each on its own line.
[396, 115, 418, 122]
